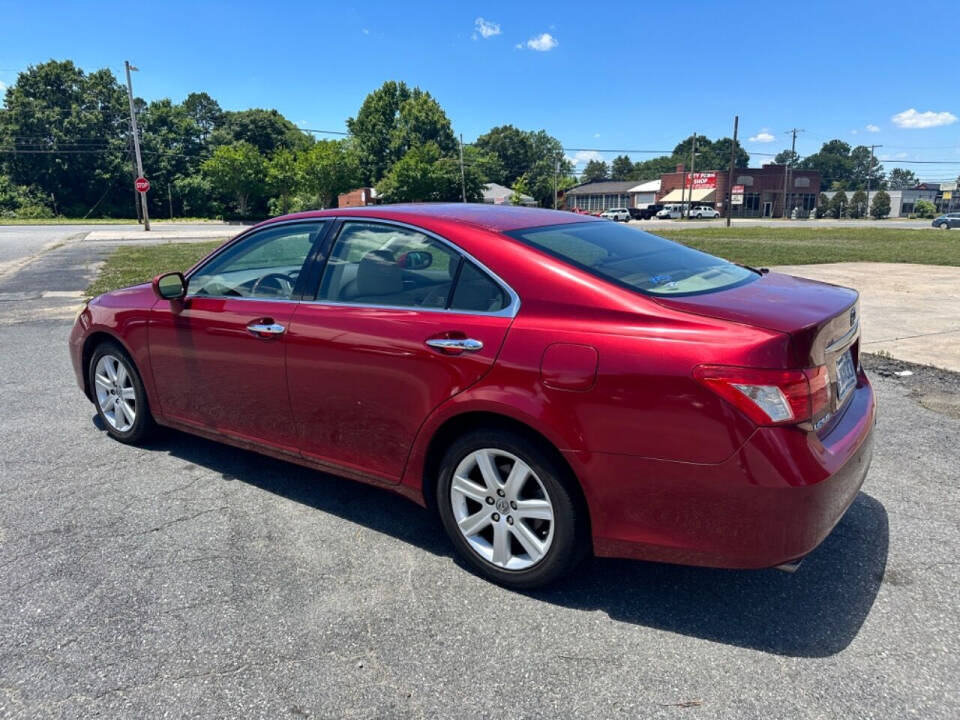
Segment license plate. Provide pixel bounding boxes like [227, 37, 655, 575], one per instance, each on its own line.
[836, 350, 857, 403]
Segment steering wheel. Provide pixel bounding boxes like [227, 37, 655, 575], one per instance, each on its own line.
[251, 272, 294, 298]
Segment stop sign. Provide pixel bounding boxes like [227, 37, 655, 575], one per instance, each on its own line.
[135, 177, 150, 193]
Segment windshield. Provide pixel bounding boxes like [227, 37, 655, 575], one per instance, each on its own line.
[505, 221, 758, 297]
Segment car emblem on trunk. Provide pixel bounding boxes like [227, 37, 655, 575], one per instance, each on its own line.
[849, 306, 857, 326]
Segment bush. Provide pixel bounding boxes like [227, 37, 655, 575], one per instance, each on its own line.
[848, 190, 868, 219]
[870, 190, 891, 219]
[914, 199, 936, 219]
[829, 191, 848, 219]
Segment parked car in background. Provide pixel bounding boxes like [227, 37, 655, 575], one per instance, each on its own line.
[932, 213, 960, 229]
[691, 205, 721, 219]
[656, 205, 683, 219]
[70, 205, 875, 589]
[629, 204, 663, 220]
[601, 208, 631, 222]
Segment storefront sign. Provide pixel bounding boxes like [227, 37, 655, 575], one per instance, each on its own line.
[731, 194, 744, 205]
[732, 184, 745, 194]
[684, 172, 717, 189]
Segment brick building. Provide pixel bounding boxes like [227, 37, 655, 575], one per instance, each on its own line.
[337, 187, 378, 208]
[658, 164, 821, 218]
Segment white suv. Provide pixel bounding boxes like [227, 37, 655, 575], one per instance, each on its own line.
[691, 205, 720, 219]
[601, 208, 630, 222]
[656, 205, 683, 219]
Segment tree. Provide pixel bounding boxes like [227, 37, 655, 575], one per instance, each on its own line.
[266, 149, 300, 215]
[523, 130, 570, 207]
[375, 142, 479, 203]
[775, 149, 800, 166]
[460, 145, 504, 185]
[510, 174, 531, 205]
[473, 125, 532, 185]
[801, 140, 853, 190]
[610, 155, 635, 181]
[870, 189, 891, 219]
[211, 108, 311, 156]
[633, 155, 680, 180]
[582, 159, 609, 182]
[848, 189, 868, 219]
[201, 141, 265, 217]
[705, 137, 749, 170]
[139, 98, 205, 218]
[181, 92, 223, 142]
[816, 192, 830, 218]
[0, 60, 129, 216]
[389, 90, 457, 161]
[297, 139, 359, 209]
[829, 190, 848, 219]
[887, 168, 918, 190]
[347, 81, 413, 185]
[849, 145, 885, 190]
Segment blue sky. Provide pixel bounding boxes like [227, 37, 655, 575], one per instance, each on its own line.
[2, 0, 958, 180]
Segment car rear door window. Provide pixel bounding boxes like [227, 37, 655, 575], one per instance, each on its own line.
[317, 222, 462, 309]
[450, 261, 509, 313]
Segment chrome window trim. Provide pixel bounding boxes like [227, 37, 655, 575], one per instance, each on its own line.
[304, 217, 521, 319]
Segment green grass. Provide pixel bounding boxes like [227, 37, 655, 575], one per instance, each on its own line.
[85, 241, 221, 297]
[654, 226, 960, 266]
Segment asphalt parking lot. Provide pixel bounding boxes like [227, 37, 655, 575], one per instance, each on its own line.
[1, 235, 958, 718]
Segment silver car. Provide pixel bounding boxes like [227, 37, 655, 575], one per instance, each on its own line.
[601, 207, 631, 222]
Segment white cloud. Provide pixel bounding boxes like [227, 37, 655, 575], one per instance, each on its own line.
[865, 124, 880, 132]
[593, 132, 600, 138]
[361, 28, 369, 35]
[473, 17, 501, 40]
[566, 150, 603, 166]
[522, 33, 558, 51]
[748, 131, 775, 143]
[891, 108, 958, 129]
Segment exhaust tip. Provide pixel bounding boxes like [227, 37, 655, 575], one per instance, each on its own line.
[774, 558, 804, 573]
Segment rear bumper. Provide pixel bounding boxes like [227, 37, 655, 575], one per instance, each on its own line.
[571, 374, 876, 569]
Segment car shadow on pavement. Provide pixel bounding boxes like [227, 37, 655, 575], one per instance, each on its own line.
[134, 424, 888, 659]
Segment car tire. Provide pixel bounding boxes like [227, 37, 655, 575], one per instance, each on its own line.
[436, 428, 588, 589]
[939, 222, 950, 229]
[88, 341, 156, 444]
[695, 213, 702, 219]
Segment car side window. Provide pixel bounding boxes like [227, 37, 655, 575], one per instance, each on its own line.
[189, 222, 323, 300]
[317, 222, 462, 309]
[450, 261, 509, 313]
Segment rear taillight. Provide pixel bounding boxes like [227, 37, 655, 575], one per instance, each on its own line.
[693, 365, 830, 426]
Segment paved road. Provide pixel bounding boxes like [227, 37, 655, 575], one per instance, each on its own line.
[0, 250, 958, 717]
[0, 224, 239, 280]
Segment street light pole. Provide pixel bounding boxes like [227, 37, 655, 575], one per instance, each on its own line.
[458, 133, 467, 203]
[124, 60, 150, 230]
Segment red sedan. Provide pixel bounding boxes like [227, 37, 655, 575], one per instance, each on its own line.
[70, 205, 875, 588]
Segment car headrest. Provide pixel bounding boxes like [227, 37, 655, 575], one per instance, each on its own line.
[356, 249, 403, 297]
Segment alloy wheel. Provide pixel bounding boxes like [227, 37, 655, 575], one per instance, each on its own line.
[449, 448, 555, 571]
[93, 354, 137, 432]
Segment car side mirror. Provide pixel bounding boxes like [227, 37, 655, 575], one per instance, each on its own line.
[152, 271, 187, 301]
[398, 251, 433, 270]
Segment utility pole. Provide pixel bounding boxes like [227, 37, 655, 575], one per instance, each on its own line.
[782, 128, 803, 219]
[684, 133, 697, 219]
[125, 60, 149, 230]
[726, 115, 738, 228]
[866, 144, 882, 216]
[458, 134, 467, 203]
[553, 156, 560, 210]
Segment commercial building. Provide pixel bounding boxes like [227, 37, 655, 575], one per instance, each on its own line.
[563, 180, 642, 212]
[822, 188, 940, 217]
[657, 164, 822, 218]
[338, 187, 378, 207]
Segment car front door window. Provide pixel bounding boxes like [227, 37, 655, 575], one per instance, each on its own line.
[189, 223, 324, 300]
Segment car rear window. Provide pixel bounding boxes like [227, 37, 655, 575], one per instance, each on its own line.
[505, 221, 758, 297]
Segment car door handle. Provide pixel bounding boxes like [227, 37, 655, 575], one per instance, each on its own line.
[247, 321, 286, 337]
[426, 337, 484, 353]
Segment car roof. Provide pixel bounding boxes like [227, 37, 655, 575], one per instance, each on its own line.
[264, 203, 601, 233]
